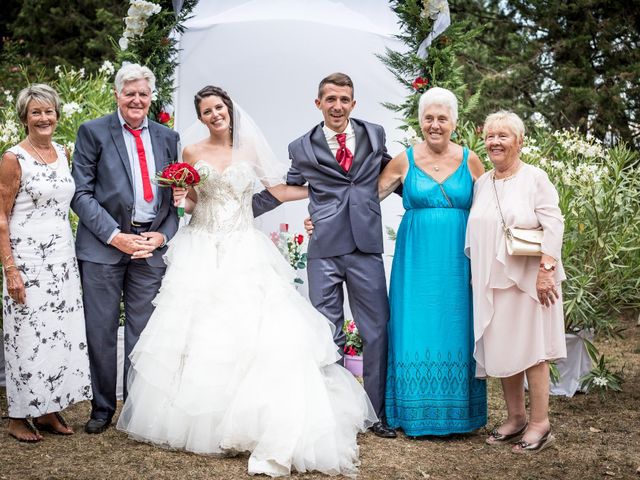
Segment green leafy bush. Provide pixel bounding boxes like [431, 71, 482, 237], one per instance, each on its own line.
[519, 128, 640, 336]
[0, 62, 115, 156]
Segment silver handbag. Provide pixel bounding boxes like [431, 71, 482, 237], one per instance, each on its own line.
[492, 174, 543, 256]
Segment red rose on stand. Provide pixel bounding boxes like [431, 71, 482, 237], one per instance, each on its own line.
[270, 229, 308, 286]
[411, 76, 429, 91]
[158, 111, 171, 124]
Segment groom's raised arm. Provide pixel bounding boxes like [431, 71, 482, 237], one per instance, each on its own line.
[285, 144, 307, 186]
[252, 189, 282, 218]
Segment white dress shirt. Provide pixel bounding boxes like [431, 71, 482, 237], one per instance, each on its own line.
[323, 120, 356, 160]
[107, 110, 159, 243]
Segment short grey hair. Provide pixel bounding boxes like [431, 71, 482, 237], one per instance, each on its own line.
[16, 84, 61, 133]
[483, 110, 525, 142]
[418, 87, 458, 126]
[114, 63, 156, 94]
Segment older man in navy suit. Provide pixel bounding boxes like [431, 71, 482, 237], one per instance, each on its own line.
[287, 73, 397, 438]
[72, 64, 179, 434]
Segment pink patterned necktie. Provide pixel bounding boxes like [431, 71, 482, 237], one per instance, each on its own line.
[335, 133, 353, 172]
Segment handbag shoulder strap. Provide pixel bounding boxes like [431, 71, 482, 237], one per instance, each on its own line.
[491, 173, 511, 237]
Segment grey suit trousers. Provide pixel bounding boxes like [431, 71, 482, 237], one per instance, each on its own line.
[79, 255, 164, 421]
[307, 251, 389, 418]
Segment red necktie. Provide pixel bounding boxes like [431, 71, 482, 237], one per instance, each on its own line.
[124, 124, 154, 202]
[335, 133, 353, 172]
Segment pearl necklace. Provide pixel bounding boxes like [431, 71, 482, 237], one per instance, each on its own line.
[27, 137, 59, 171]
[493, 160, 522, 181]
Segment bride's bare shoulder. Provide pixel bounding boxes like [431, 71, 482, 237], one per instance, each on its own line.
[181, 143, 206, 165]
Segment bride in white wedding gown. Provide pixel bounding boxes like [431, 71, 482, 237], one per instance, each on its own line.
[116, 86, 377, 477]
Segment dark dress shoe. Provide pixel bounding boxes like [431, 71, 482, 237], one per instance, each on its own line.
[371, 421, 397, 438]
[84, 418, 111, 434]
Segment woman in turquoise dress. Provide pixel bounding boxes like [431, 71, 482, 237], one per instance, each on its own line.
[378, 87, 487, 436]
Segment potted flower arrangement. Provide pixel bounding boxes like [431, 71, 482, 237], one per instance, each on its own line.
[343, 319, 363, 377]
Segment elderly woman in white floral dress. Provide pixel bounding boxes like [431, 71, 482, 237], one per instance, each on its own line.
[0, 84, 92, 442]
[465, 111, 566, 454]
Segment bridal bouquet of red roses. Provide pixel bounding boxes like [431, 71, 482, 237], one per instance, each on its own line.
[155, 162, 207, 217]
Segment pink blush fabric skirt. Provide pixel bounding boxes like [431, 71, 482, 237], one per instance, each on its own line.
[474, 285, 567, 378]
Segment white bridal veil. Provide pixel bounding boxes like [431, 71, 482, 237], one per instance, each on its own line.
[179, 101, 289, 188]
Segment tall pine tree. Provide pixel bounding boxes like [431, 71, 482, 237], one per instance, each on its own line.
[451, 0, 640, 146]
[380, 0, 483, 138]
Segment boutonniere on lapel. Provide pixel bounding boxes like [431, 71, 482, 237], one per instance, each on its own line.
[154, 163, 208, 217]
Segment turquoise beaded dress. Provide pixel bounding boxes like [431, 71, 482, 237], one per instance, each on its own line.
[385, 146, 487, 436]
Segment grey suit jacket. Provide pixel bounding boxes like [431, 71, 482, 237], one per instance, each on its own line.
[287, 118, 392, 259]
[71, 112, 180, 267]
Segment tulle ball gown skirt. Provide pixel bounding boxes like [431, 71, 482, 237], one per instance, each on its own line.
[117, 225, 377, 477]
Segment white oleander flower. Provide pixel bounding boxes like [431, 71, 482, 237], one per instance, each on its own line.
[401, 126, 421, 146]
[593, 376, 609, 387]
[0, 119, 20, 144]
[119, 36, 129, 51]
[54, 65, 63, 76]
[4, 90, 13, 103]
[99, 60, 115, 76]
[521, 145, 541, 156]
[62, 101, 82, 116]
[530, 112, 549, 129]
[549, 160, 564, 170]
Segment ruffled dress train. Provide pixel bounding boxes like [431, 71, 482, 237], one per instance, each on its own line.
[117, 162, 376, 477]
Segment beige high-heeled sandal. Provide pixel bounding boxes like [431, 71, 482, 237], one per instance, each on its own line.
[511, 430, 555, 454]
[485, 422, 528, 445]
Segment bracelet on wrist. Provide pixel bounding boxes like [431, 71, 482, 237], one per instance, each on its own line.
[539, 262, 556, 272]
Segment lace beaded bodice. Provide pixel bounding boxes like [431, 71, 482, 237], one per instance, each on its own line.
[188, 161, 256, 234]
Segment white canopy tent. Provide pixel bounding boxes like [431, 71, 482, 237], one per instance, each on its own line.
[174, 0, 408, 293]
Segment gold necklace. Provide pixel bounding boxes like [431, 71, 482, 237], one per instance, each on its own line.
[27, 137, 59, 171]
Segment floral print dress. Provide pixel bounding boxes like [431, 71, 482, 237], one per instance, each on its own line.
[2, 143, 92, 417]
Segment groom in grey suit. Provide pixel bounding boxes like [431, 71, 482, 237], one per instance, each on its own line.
[72, 64, 280, 434]
[287, 73, 397, 438]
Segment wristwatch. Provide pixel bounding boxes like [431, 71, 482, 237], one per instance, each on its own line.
[540, 263, 556, 272]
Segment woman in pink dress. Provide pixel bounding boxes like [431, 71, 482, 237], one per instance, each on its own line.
[465, 111, 566, 453]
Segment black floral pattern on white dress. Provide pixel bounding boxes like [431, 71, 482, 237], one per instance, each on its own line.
[2, 143, 92, 417]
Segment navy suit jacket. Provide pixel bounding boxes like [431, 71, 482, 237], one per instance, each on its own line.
[287, 118, 393, 259]
[71, 112, 180, 267]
